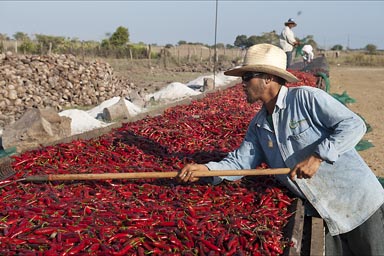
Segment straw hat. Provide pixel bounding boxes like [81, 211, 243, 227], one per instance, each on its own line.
[224, 44, 299, 83]
[284, 18, 297, 27]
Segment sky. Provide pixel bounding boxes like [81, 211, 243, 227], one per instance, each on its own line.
[1, 1, 384, 50]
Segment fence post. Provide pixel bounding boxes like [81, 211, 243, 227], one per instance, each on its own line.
[162, 48, 167, 69]
[48, 42, 52, 55]
[148, 44, 152, 67]
[177, 48, 180, 65]
[81, 41, 84, 61]
[209, 48, 211, 64]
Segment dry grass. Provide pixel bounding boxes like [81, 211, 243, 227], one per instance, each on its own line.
[323, 50, 384, 67]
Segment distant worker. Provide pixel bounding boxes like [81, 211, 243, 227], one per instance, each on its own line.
[279, 18, 300, 68]
[302, 44, 314, 65]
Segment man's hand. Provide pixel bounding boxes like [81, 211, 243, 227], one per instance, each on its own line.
[289, 155, 323, 180]
[177, 164, 208, 183]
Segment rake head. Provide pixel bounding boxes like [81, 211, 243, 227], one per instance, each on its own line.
[0, 159, 17, 181]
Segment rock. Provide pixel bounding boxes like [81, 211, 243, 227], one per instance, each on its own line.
[103, 97, 131, 122]
[0, 53, 135, 128]
[129, 91, 146, 108]
[201, 77, 215, 92]
[2, 108, 71, 152]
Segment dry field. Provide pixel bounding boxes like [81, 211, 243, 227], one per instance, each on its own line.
[329, 65, 384, 177]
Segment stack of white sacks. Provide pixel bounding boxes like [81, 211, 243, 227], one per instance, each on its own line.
[56, 72, 238, 136]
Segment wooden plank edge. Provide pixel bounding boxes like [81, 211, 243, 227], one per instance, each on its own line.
[283, 198, 305, 256]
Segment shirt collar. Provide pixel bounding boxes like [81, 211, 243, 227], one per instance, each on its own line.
[254, 86, 288, 129]
[275, 85, 288, 111]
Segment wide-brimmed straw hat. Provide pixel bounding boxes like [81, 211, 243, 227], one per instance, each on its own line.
[224, 44, 299, 83]
[284, 18, 297, 27]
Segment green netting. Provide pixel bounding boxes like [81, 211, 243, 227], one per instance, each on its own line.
[0, 147, 17, 158]
[295, 38, 308, 57]
[316, 72, 331, 93]
[331, 91, 356, 105]
[355, 140, 374, 151]
[378, 177, 384, 188]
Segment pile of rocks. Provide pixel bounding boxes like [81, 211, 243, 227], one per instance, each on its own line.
[0, 52, 135, 128]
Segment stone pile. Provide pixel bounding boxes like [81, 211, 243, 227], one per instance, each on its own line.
[0, 52, 134, 128]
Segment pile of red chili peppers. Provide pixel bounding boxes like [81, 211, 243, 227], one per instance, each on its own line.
[0, 72, 318, 255]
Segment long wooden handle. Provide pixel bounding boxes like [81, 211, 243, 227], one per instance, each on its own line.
[24, 168, 290, 181]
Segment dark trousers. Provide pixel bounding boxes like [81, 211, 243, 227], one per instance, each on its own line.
[286, 51, 293, 69]
[325, 203, 384, 256]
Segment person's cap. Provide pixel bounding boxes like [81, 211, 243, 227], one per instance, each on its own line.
[224, 44, 300, 83]
[284, 18, 297, 26]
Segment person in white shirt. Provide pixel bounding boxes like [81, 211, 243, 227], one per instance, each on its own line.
[279, 18, 300, 68]
[302, 44, 314, 65]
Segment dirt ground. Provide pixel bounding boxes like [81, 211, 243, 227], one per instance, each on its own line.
[329, 66, 384, 178]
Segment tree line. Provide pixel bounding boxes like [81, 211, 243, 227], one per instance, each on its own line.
[0, 26, 379, 58]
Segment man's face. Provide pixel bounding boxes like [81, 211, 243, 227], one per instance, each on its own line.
[241, 72, 266, 104]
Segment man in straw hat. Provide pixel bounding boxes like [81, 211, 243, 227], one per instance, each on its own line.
[178, 44, 384, 255]
[279, 18, 300, 68]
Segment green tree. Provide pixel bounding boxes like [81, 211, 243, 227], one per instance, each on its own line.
[331, 44, 343, 51]
[365, 44, 377, 55]
[178, 40, 187, 45]
[234, 35, 248, 49]
[19, 40, 37, 54]
[101, 39, 110, 49]
[261, 31, 280, 45]
[13, 32, 30, 41]
[109, 26, 129, 47]
[35, 34, 66, 53]
[247, 35, 264, 47]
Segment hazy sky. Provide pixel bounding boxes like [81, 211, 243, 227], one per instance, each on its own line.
[1, 1, 383, 50]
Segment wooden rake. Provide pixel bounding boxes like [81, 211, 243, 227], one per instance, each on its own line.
[0, 160, 289, 187]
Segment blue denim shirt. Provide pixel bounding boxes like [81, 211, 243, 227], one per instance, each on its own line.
[206, 85, 384, 236]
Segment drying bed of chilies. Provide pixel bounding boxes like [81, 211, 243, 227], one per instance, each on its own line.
[0, 71, 317, 256]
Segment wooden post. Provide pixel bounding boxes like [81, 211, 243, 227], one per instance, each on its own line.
[148, 44, 152, 67]
[81, 41, 84, 62]
[208, 48, 212, 64]
[14, 40, 18, 54]
[162, 48, 167, 69]
[48, 42, 52, 55]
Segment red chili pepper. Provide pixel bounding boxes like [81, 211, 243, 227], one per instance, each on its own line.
[108, 233, 132, 244]
[112, 244, 134, 256]
[87, 243, 100, 253]
[27, 237, 50, 244]
[111, 237, 142, 256]
[68, 240, 90, 255]
[200, 239, 222, 253]
[34, 227, 57, 235]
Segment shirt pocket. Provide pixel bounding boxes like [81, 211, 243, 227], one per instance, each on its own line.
[288, 126, 317, 151]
